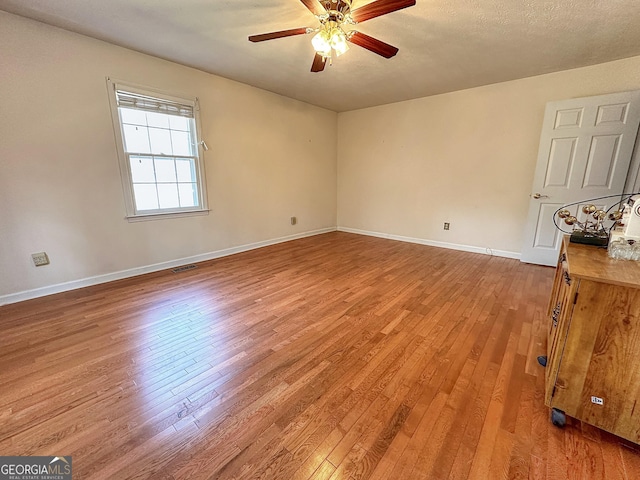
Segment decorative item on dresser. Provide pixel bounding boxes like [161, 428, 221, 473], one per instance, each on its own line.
[542, 236, 640, 443]
[553, 192, 640, 248]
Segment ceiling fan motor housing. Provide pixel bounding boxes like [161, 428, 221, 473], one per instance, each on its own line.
[319, 0, 354, 23]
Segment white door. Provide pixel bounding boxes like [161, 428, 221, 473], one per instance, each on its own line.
[521, 91, 640, 266]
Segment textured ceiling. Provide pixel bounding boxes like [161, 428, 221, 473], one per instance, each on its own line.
[2, 0, 640, 112]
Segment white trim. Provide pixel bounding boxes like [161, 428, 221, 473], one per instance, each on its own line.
[126, 209, 210, 222]
[0, 227, 337, 306]
[1, 226, 522, 306]
[337, 227, 521, 260]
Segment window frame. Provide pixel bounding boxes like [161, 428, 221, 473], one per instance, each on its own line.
[107, 78, 209, 221]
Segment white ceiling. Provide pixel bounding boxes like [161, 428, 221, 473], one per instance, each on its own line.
[2, 0, 640, 112]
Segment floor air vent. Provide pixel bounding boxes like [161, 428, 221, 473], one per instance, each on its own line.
[172, 264, 197, 273]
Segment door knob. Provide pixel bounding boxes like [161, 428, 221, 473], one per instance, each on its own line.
[533, 193, 550, 199]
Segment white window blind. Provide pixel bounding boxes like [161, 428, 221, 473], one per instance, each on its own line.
[115, 90, 195, 118]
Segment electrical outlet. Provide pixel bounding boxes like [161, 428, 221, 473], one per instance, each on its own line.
[31, 252, 50, 267]
[291, 216, 297, 226]
[444, 222, 450, 230]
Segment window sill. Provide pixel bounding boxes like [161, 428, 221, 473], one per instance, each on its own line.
[125, 209, 210, 222]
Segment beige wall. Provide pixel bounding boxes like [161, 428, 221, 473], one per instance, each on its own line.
[337, 56, 640, 255]
[5, 9, 640, 302]
[0, 12, 337, 300]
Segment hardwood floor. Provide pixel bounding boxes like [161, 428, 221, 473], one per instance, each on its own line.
[1, 232, 639, 479]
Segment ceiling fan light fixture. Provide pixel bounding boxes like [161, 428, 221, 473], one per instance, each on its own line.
[311, 29, 332, 57]
[312, 22, 349, 58]
[330, 27, 349, 56]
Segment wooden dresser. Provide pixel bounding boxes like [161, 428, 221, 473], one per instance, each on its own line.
[545, 236, 640, 443]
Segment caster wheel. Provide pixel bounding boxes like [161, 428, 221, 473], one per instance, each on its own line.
[551, 408, 566, 428]
[537, 356, 547, 367]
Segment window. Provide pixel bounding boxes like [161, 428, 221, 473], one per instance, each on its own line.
[108, 80, 208, 219]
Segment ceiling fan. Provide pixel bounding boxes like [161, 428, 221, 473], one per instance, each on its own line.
[248, 0, 416, 72]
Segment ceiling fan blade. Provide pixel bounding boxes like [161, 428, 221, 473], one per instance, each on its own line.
[249, 27, 309, 42]
[311, 53, 327, 72]
[350, 0, 416, 23]
[300, 0, 327, 16]
[348, 31, 399, 58]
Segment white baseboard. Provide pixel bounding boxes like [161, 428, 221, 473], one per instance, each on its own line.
[0, 226, 521, 306]
[337, 226, 521, 260]
[0, 227, 337, 306]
